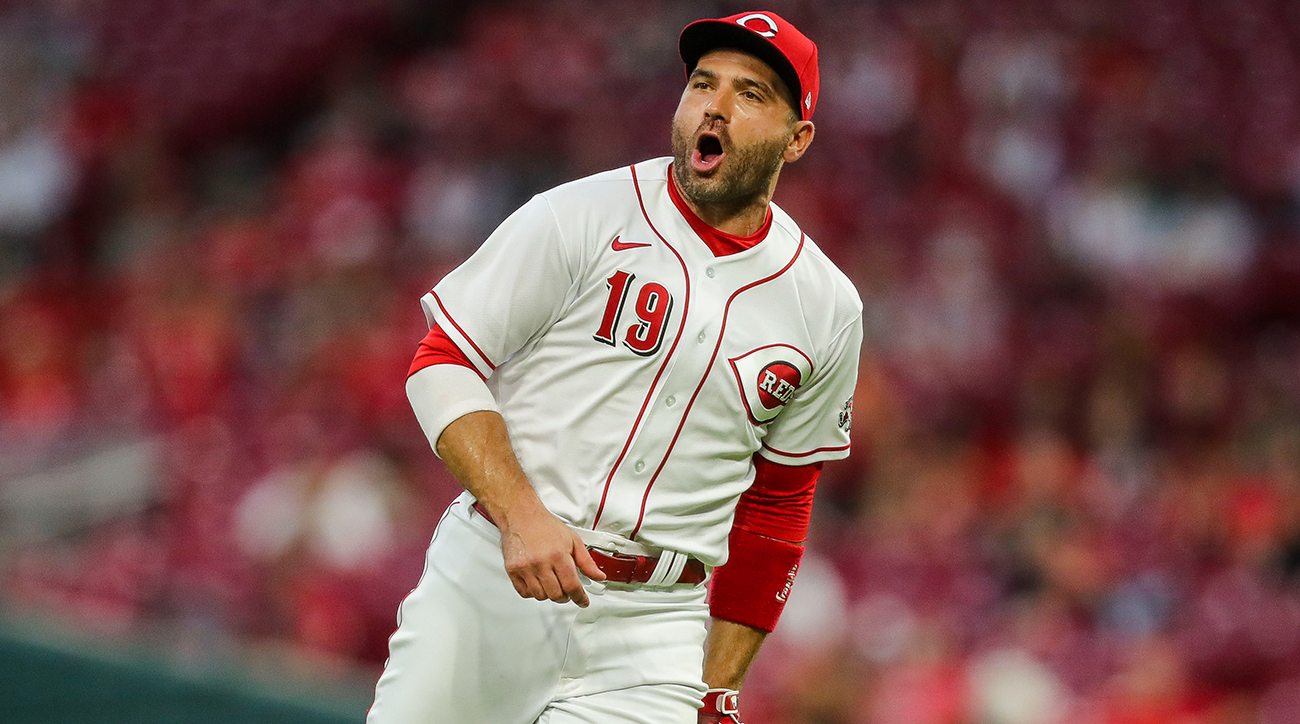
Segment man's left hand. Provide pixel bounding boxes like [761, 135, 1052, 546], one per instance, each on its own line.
[698, 689, 742, 724]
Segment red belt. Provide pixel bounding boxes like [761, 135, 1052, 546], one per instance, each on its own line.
[472, 502, 706, 586]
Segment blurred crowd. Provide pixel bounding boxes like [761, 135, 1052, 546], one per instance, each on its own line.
[1, 0, 1299, 722]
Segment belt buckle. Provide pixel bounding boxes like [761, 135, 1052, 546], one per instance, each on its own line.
[588, 547, 657, 584]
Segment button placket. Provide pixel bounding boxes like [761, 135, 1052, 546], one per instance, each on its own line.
[610, 266, 731, 520]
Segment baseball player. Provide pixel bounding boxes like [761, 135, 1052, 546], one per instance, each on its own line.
[368, 11, 861, 724]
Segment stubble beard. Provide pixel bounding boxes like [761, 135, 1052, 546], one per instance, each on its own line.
[671, 120, 788, 212]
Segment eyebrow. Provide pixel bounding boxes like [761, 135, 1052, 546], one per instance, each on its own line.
[689, 68, 778, 100]
[733, 76, 778, 99]
[689, 68, 718, 83]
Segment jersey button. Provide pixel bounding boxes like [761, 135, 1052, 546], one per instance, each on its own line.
[634, 460, 645, 472]
[666, 395, 676, 406]
[706, 267, 716, 278]
[697, 331, 706, 343]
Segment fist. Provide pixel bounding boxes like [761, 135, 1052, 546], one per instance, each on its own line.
[698, 689, 742, 724]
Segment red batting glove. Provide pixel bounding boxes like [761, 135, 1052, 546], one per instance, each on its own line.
[698, 689, 742, 724]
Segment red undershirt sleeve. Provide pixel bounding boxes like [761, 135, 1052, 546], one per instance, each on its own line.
[708, 455, 821, 633]
[408, 323, 482, 379]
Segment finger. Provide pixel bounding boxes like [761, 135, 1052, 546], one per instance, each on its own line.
[537, 568, 568, 603]
[518, 571, 548, 601]
[508, 570, 531, 599]
[555, 559, 590, 608]
[572, 539, 607, 581]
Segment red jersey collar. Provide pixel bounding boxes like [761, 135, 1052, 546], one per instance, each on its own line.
[666, 164, 772, 257]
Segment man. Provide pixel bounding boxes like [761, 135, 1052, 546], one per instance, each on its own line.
[368, 11, 861, 724]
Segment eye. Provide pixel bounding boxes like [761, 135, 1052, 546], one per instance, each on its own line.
[743, 91, 761, 101]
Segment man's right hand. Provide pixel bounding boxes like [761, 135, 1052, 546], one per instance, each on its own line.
[433, 410, 607, 607]
[498, 499, 607, 607]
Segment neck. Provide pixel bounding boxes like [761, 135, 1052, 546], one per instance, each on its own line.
[673, 167, 782, 237]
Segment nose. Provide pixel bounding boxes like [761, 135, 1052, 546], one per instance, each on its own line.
[702, 90, 731, 122]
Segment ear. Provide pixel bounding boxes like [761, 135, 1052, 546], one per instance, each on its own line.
[783, 121, 815, 163]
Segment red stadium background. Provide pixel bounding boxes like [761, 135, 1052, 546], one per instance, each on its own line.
[1, 1, 1299, 722]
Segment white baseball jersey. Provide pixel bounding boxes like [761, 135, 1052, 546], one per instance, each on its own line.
[421, 157, 862, 567]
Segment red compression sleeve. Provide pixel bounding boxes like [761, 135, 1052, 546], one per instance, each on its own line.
[408, 323, 482, 379]
[709, 456, 821, 633]
[733, 456, 820, 541]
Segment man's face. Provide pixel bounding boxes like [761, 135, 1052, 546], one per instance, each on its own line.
[671, 48, 801, 208]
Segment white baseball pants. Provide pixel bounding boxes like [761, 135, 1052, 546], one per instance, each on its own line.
[366, 492, 710, 724]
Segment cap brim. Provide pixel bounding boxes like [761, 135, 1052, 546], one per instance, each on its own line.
[679, 20, 802, 117]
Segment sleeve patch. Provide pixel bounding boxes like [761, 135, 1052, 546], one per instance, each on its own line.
[728, 344, 815, 425]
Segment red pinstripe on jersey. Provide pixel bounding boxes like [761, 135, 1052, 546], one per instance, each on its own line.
[408, 323, 484, 380]
[590, 164, 692, 529]
[760, 442, 851, 458]
[629, 233, 806, 540]
[428, 290, 497, 372]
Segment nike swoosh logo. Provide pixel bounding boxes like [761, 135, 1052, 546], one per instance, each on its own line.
[611, 236, 652, 252]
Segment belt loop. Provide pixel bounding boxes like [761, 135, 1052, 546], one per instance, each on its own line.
[645, 549, 688, 587]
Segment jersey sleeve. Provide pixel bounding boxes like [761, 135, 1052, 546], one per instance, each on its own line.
[419, 194, 580, 378]
[758, 315, 862, 465]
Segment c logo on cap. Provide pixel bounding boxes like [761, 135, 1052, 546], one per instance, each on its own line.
[736, 13, 778, 38]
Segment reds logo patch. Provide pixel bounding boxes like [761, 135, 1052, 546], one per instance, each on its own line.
[729, 344, 813, 425]
[757, 361, 801, 408]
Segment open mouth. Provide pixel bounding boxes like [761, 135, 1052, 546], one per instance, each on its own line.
[691, 132, 725, 174]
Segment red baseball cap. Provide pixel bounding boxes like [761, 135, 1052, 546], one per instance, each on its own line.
[679, 11, 820, 121]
